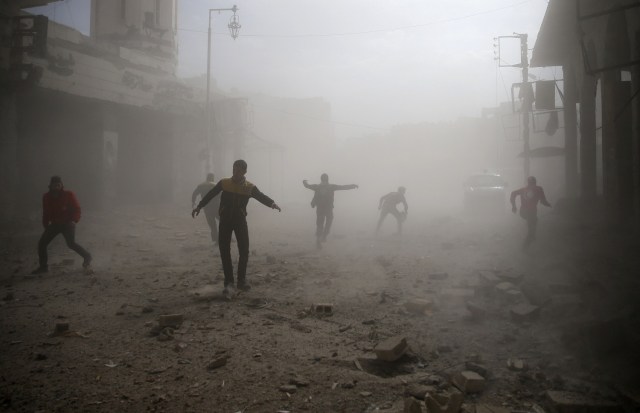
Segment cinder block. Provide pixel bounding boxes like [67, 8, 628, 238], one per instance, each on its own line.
[510, 303, 541, 322]
[311, 303, 333, 315]
[158, 314, 184, 328]
[452, 370, 485, 394]
[375, 335, 408, 362]
[404, 299, 434, 314]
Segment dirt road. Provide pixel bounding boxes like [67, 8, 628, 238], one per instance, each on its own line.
[1, 204, 638, 412]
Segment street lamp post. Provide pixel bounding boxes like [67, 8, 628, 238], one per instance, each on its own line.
[205, 4, 240, 173]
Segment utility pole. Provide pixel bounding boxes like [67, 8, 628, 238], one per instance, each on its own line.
[519, 33, 531, 180]
[496, 33, 531, 181]
[205, 5, 240, 174]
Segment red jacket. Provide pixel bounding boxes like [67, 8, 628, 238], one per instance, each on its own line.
[510, 185, 550, 213]
[42, 190, 81, 226]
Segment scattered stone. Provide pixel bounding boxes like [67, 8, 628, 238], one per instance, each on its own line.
[477, 270, 500, 285]
[157, 327, 174, 341]
[425, 389, 463, 413]
[507, 358, 528, 371]
[360, 391, 372, 397]
[173, 342, 188, 352]
[207, 356, 228, 370]
[310, 303, 333, 316]
[158, 314, 184, 328]
[289, 375, 310, 387]
[406, 384, 437, 400]
[404, 299, 435, 314]
[495, 282, 518, 293]
[452, 371, 485, 394]
[279, 384, 297, 393]
[545, 390, 623, 413]
[465, 301, 487, 319]
[339, 324, 352, 333]
[428, 272, 449, 280]
[510, 304, 541, 323]
[51, 322, 69, 336]
[465, 362, 489, 377]
[404, 397, 424, 413]
[374, 336, 408, 362]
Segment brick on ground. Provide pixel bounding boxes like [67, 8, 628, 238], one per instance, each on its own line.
[375, 335, 408, 362]
[452, 370, 485, 394]
[510, 303, 541, 322]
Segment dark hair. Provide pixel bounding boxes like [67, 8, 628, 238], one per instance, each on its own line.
[320, 173, 329, 182]
[206, 173, 215, 181]
[233, 159, 247, 171]
[527, 176, 537, 185]
[49, 176, 62, 188]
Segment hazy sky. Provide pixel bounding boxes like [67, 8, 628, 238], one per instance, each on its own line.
[29, 0, 553, 138]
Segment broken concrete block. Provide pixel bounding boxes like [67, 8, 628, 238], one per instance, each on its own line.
[507, 357, 528, 371]
[310, 303, 333, 315]
[477, 270, 500, 285]
[406, 383, 437, 400]
[465, 301, 487, 319]
[510, 303, 541, 322]
[465, 361, 489, 377]
[158, 314, 184, 328]
[452, 371, 485, 394]
[428, 272, 449, 280]
[404, 298, 435, 314]
[52, 322, 69, 336]
[374, 335, 408, 362]
[206, 356, 228, 370]
[404, 397, 424, 413]
[425, 389, 463, 413]
[545, 390, 623, 413]
[279, 384, 297, 393]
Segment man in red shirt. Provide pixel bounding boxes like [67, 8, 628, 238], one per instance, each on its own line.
[510, 176, 551, 248]
[31, 176, 92, 274]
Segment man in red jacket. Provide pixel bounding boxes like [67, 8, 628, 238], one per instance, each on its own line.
[510, 176, 551, 249]
[31, 176, 92, 274]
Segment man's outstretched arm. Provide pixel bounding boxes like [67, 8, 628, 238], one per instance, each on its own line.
[192, 182, 222, 217]
[252, 186, 281, 211]
[335, 184, 358, 191]
[302, 180, 318, 191]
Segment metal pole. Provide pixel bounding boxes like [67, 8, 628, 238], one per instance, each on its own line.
[520, 34, 530, 180]
[205, 9, 213, 173]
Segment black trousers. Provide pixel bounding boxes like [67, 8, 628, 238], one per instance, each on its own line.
[218, 215, 249, 287]
[520, 209, 538, 246]
[203, 207, 219, 243]
[376, 207, 403, 233]
[316, 208, 333, 240]
[38, 223, 91, 267]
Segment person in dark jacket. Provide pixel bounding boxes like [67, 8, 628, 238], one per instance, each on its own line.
[192, 173, 220, 245]
[376, 186, 408, 235]
[31, 176, 92, 274]
[510, 176, 551, 249]
[303, 174, 358, 249]
[192, 160, 280, 298]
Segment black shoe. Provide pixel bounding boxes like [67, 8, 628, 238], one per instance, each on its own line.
[237, 282, 251, 292]
[31, 266, 48, 275]
[82, 255, 92, 268]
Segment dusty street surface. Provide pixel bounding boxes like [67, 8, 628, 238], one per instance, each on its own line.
[1, 203, 639, 412]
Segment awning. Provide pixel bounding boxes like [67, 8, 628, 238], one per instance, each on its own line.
[517, 146, 565, 158]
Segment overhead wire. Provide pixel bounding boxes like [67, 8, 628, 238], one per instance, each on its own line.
[177, 0, 533, 38]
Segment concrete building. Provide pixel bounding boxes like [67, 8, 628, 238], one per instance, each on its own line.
[531, 0, 640, 226]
